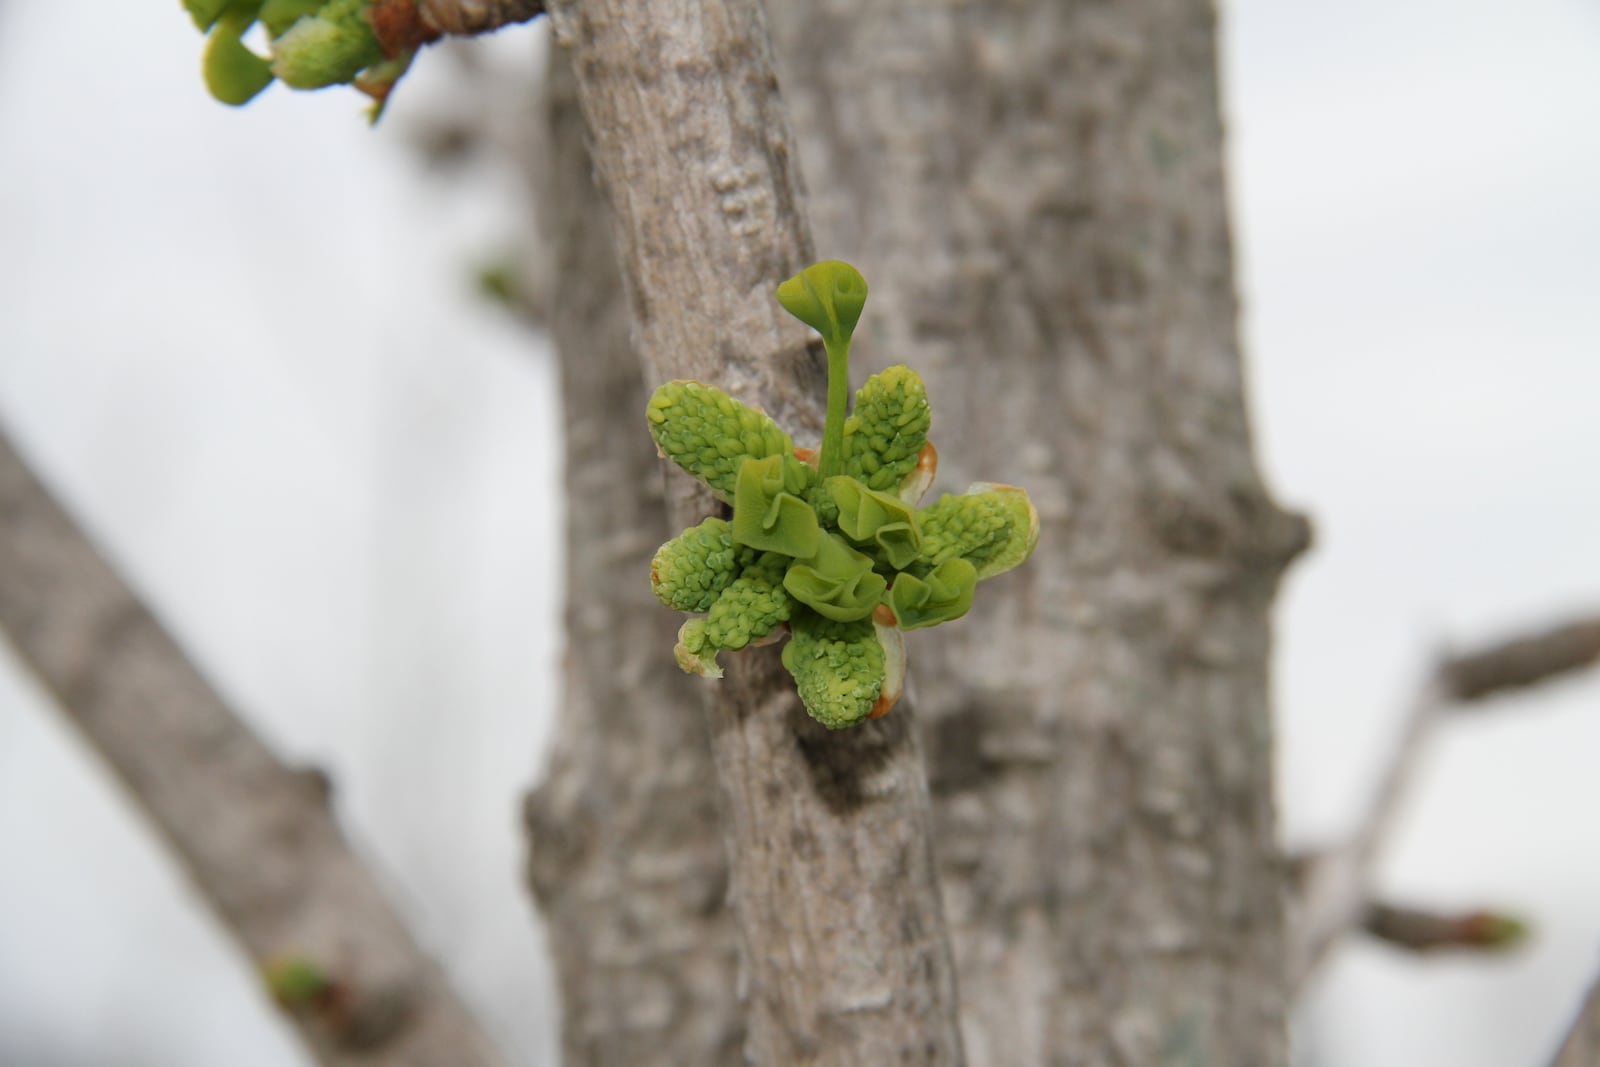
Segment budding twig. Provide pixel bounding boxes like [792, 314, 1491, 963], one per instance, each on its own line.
[1291, 610, 1600, 990]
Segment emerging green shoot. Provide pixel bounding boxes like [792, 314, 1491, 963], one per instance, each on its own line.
[648, 260, 1039, 729]
[183, 0, 422, 119]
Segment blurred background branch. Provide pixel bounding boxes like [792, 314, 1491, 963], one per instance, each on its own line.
[415, 0, 544, 38]
[1549, 968, 1600, 1067]
[0, 425, 508, 1067]
[1294, 611, 1600, 988]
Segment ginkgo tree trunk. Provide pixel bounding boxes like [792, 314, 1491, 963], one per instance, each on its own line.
[524, 1, 1305, 1065]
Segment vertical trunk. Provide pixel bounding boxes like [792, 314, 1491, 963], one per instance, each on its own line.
[522, 47, 746, 1067]
[532, 3, 965, 1062]
[768, 3, 1307, 1064]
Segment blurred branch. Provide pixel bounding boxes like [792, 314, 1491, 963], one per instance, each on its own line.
[414, 0, 544, 37]
[1443, 618, 1600, 705]
[0, 426, 508, 1067]
[1549, 968, 1600, 1067]
[1292, 610, 1600, 990]
[1361, 901, 1527, 955]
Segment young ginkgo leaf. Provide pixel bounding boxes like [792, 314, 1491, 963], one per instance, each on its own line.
[259, 0, 328, 35]
[825, 476, 923, 570]
[204, 9, 275, 107]
[782, 532, 886, 622]
[887, 557, 977, 630]
[775, 260, 868, 348]
[731, 455, 821, 558]
[186, 0, 234, 32]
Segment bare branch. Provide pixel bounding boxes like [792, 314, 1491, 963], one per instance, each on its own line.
[1291, 677, 1450, 987]
[539, 1, 965, 1061]
[416, 0, 544, 37]
[1292, 612, 1600, 989]
[0, 426, 508, 1067]
[1361, 901, 1528, 955]
[1443, 617, 1600, 705]
[1549, 967, 1600, 1067]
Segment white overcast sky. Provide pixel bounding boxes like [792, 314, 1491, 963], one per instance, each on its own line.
[2, 3, 1598, 1066]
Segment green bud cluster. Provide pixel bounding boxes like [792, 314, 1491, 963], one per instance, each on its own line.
[649, 260, 1039, 729]
[184, 0, 415, 117]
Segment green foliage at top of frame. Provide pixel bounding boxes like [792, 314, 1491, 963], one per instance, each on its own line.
[649, 260, 1040, 730]
[184, 0, 415, 120]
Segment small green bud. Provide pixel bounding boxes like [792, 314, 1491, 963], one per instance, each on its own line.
[776, 260, 868, 348]
[1463, 913, 1530, 949]
[270, 0, 382, 89]
[674, 618, 723, 678]
[647, 380, 794, 501]
[264, 955, 332, 1008]
[259, 0, 327, 35]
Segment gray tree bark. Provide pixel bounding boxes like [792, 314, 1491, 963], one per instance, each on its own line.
[0, 428, 508, 1067]
[522, 46, 745, 1067]
[525, 1, 1304, 1065]
[526, 2, 965, 1064]
[768, 5, 1307, 1064]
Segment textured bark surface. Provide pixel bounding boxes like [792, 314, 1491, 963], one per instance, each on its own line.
[538, 2, 965, 1063]
[521, 46, 745, 1067]
[0, 429, 507, 1067]
[417, 0, 544, 36]
[1551, 971, 1600, 1067]
[768, 3, 1306, 1064]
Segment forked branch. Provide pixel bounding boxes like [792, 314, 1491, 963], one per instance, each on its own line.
[1293, 612, 1600, 988]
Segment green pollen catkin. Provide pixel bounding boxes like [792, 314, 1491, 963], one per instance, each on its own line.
[704, 553, 793, 650]
[651, 518, 746, 614]
[781, 613, 885, 729]
[917, 492, 1014, 569]
[647, 381, 794, 501]
[843, 365, 929, 493]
